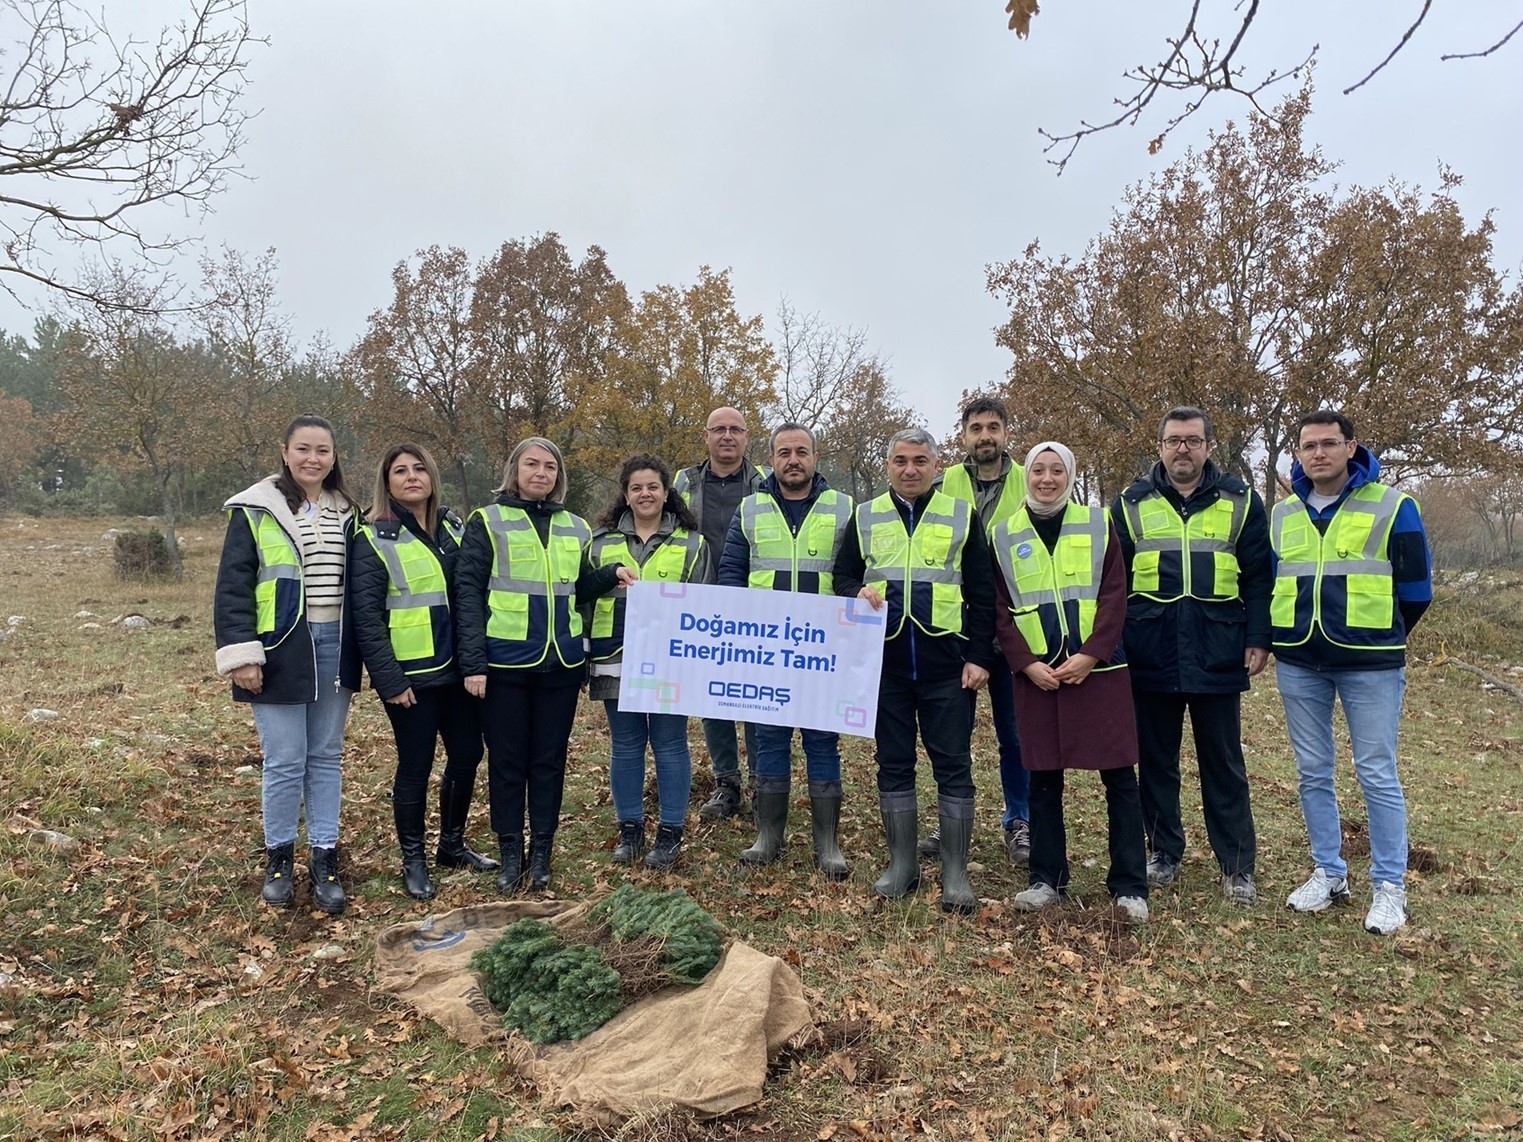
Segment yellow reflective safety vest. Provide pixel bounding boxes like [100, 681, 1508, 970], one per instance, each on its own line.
[739, 489, 852, 594]
[473, 504, 592, 669]
[673, 461, 770, 518]
[1119, 486, 1249, 602]
[240, 507, 304, 649]
[360, 519, 456, 681]
[991, 502, 1120, 668]
[587, 526, 704, 660]
[856, 490, 971, 638]
[938, 460, 1027, 532]
[1270, 482, 1410, 651]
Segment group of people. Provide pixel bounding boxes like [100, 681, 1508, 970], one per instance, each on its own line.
[213, 396, 1431, 938]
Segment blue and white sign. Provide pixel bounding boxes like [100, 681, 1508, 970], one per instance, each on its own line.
[619, 581, 886, 737]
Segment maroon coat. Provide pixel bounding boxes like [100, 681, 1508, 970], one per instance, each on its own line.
[992, 517, 1138, 772]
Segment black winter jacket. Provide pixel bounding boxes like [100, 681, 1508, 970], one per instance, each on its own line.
[1109, 462, 1273, 694]
[348, 502, 466, 701]
[213, 477, 362, 704]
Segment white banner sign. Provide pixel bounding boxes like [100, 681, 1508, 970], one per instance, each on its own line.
[618, 581, 886, 737]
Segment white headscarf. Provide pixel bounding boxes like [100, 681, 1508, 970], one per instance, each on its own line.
[1022, 441, 1077, 519]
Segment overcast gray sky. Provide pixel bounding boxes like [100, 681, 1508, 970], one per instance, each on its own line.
[7, 2, 1521, 431]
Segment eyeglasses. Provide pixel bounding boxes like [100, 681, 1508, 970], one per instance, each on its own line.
[705, 425, 747, 436]
[1160, 436, 1208, 451]
[1298, 438, 1351, 455]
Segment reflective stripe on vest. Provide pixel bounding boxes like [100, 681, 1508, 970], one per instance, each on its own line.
[1121, 487, 1248, 602]
[242, 508, 304, 649]
[362, 524, 453, 676]
[475, 504, 592, 668]
[588, 528, 703, 660]
[939, 461, 1027, 532]
[740, 490, 852, 594]
[856, 491, 970, 637]
[1270, 483, 1408, 651]
[991, 503, 1114, 667]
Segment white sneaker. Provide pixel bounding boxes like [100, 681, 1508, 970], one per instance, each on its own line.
[1013, 883, 1061, 911]
[1365, 882, 1408, 935]
[1114, 895, 1149, 924]
[1285, 868, 1351, 913]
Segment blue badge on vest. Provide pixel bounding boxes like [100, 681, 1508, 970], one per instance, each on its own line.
[1016, 542, 1032, 559]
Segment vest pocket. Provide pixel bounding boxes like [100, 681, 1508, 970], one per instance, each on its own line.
[1344, 574, 1393, 629]
[488, 591, 530, 641]
[1270, 576, 1298, 627]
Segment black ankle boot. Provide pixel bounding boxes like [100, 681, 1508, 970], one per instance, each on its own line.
[644, 824, 684, 869]
[262, 842, 295, 907]
[435, 775, 499, 871]
[495, 835, 524, 894]
[527, 834, 554, 891]
[309, 846, 346, 915]
[394, 796, 435, 901]
[611, 820, 646, 865]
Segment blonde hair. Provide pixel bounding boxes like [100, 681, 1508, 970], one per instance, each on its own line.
[497, 437, 569, 503]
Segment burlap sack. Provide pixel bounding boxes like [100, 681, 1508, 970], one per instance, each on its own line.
[372, 900, 813, 1120]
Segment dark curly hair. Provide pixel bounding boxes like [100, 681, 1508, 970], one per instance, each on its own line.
[595, 454, 699, 532]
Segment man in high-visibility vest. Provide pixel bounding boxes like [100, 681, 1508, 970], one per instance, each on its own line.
[930, 395, 1031, 867]
[718, 423, 854, 878]
[674, 406, 769, 821]
[833, 427, 997, 914]
[1272, 409, 1432, 937]
[1110, 406, 1271, 907]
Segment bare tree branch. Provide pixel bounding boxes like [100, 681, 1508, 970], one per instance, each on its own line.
[1342, 0, 1433, 94]
[1442, 16, 1523, 60]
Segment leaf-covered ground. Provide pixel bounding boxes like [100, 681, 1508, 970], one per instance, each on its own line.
[2, 516, 1521, 1140]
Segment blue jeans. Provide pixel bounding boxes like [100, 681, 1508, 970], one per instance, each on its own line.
[753, 723, 841, 782]
[251, 621, 352, 849]
[982, 655, 1030, 826]
[1276, 661, 1408, 885]
[605, 702, 691, 827]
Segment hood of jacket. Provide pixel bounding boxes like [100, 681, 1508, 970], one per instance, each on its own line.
[225, 476, 353, 547]
[1121, 458, 1247, 504]
[1289, 443, 1380, 502]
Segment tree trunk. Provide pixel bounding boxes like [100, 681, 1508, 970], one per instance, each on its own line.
[161, 463, 184, 579]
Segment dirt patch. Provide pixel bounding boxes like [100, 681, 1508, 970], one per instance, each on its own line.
[1011, 898, 1144, 959]
[91, 681, 126, 696]
[1342, 820, 1371, 856]
[1408, 845, 1441, 873]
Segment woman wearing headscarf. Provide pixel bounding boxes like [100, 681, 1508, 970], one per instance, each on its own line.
[988, 441, 1149, 922]
[455, 437, 635, 893]
[350, 443, 497, 903]
[586, 454, 713, 870]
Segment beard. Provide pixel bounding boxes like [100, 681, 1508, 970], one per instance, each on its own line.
[971, 442, 1002, 465]
[777, 468, 813, 493]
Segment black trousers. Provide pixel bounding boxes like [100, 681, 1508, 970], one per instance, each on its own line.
[1028, 767, 1148, 899]
[874, 672, 975, 800]
[383, 682, 484, 804]
[481, 675, 581, 838]
[1134, 690, 1257, 876]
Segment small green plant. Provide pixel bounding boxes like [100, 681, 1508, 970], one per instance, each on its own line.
[469, 920, 621, 1043]
[586, 883, 723, 985]
[113, 527, 173, 578]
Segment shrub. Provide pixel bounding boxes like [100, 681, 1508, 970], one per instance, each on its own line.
[469, 920, 622, 1043]
[113, 528, 174, 578]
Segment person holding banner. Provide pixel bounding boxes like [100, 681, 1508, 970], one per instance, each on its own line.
[833, 427, 996, 914]
[587, 455, 713, 870]
[990, 442, 1149, 923]
[350, 443, 497, 903]
[456, 438, 635, 894]
[718, 424, 855, 879]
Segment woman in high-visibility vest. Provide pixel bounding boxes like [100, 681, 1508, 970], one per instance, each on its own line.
[350, 443, 498, 902]
[455, 437, 636, 893]
[586, 454, 713, 870]
[213, 414, 362, 915]
[989, 441, 1150, 924]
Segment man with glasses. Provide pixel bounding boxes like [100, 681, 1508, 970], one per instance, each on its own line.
[1110, 406, 1271, 905]
[1272, 409, 1431, 936]
[675, 407, 769, 820]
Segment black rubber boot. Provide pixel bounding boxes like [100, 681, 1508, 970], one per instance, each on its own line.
[262, 842, 295, 907]
[527, 833, 554, 891]
[644, 824, 684, 869]
[808, 780, 849, 882]
[937, 797, 977, 914]
[698, 775, 743, 821]
[495, 834, 524, 894]
[309, 846, 346, 915]
[435, 775, 499, 872]
[872, 791, 922, 899]
[738, 777, 790, 866]
[394, 795, 435, 902]
[611, 820, 646, 865]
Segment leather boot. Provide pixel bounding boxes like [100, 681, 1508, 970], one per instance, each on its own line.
[495, 834, 524, 894]
[262, 842, 295, 907]
[644, 824, 684, 869]
[738, 776, 790, 866]
[808, 780, 849, 882]
[698, 775, 743, 821]
[611, 820, 646, 865]
[309, 846, 346, 915]
[527, 833, 554, 891]
[937, 797, 977, 914]
[435, 774, 499, 871]
[394, 795, 435, 901]
[872, 791, 921, 899]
